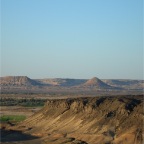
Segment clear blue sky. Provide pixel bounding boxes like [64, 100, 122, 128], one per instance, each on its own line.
[1, 0, 143, 79]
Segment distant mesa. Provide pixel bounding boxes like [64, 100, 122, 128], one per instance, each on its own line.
[0, 76, 39, 86]
[0, 76, 143, 93]
[83, 77, 112, 89]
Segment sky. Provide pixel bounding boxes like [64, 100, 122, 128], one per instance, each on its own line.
[1, 0, 143, 79]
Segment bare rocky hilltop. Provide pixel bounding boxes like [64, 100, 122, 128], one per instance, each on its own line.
[0, 76, 143, 94]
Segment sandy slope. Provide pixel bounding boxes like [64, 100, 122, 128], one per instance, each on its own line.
[1, 95, 143, 144]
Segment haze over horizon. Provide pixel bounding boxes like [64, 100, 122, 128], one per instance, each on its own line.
[1, 0, 143, 80]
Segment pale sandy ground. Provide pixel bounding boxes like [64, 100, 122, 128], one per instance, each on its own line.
[0, 106, 42, 117]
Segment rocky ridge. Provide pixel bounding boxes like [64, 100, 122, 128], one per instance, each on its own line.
[0, 76, 143, 91]
[14, 95, 143, 144]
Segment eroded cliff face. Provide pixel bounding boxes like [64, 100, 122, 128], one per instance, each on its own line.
[17, 96, 143, 144]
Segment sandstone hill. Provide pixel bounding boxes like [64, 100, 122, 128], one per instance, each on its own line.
[82, 77, 112, 89]
[103, 79, 144, 90]
[10, 95, 143, 144]
[36, 78, 86, 86]
[0, 76, 39, 86]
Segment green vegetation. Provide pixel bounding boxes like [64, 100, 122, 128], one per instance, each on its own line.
[0, 98, 47, 107]
[0, 115, 26, 122]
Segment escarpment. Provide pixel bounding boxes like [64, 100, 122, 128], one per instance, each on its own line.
[17, 96, 143, 144]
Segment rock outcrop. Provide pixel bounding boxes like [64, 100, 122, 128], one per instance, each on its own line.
[16, 95, 143, 144]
